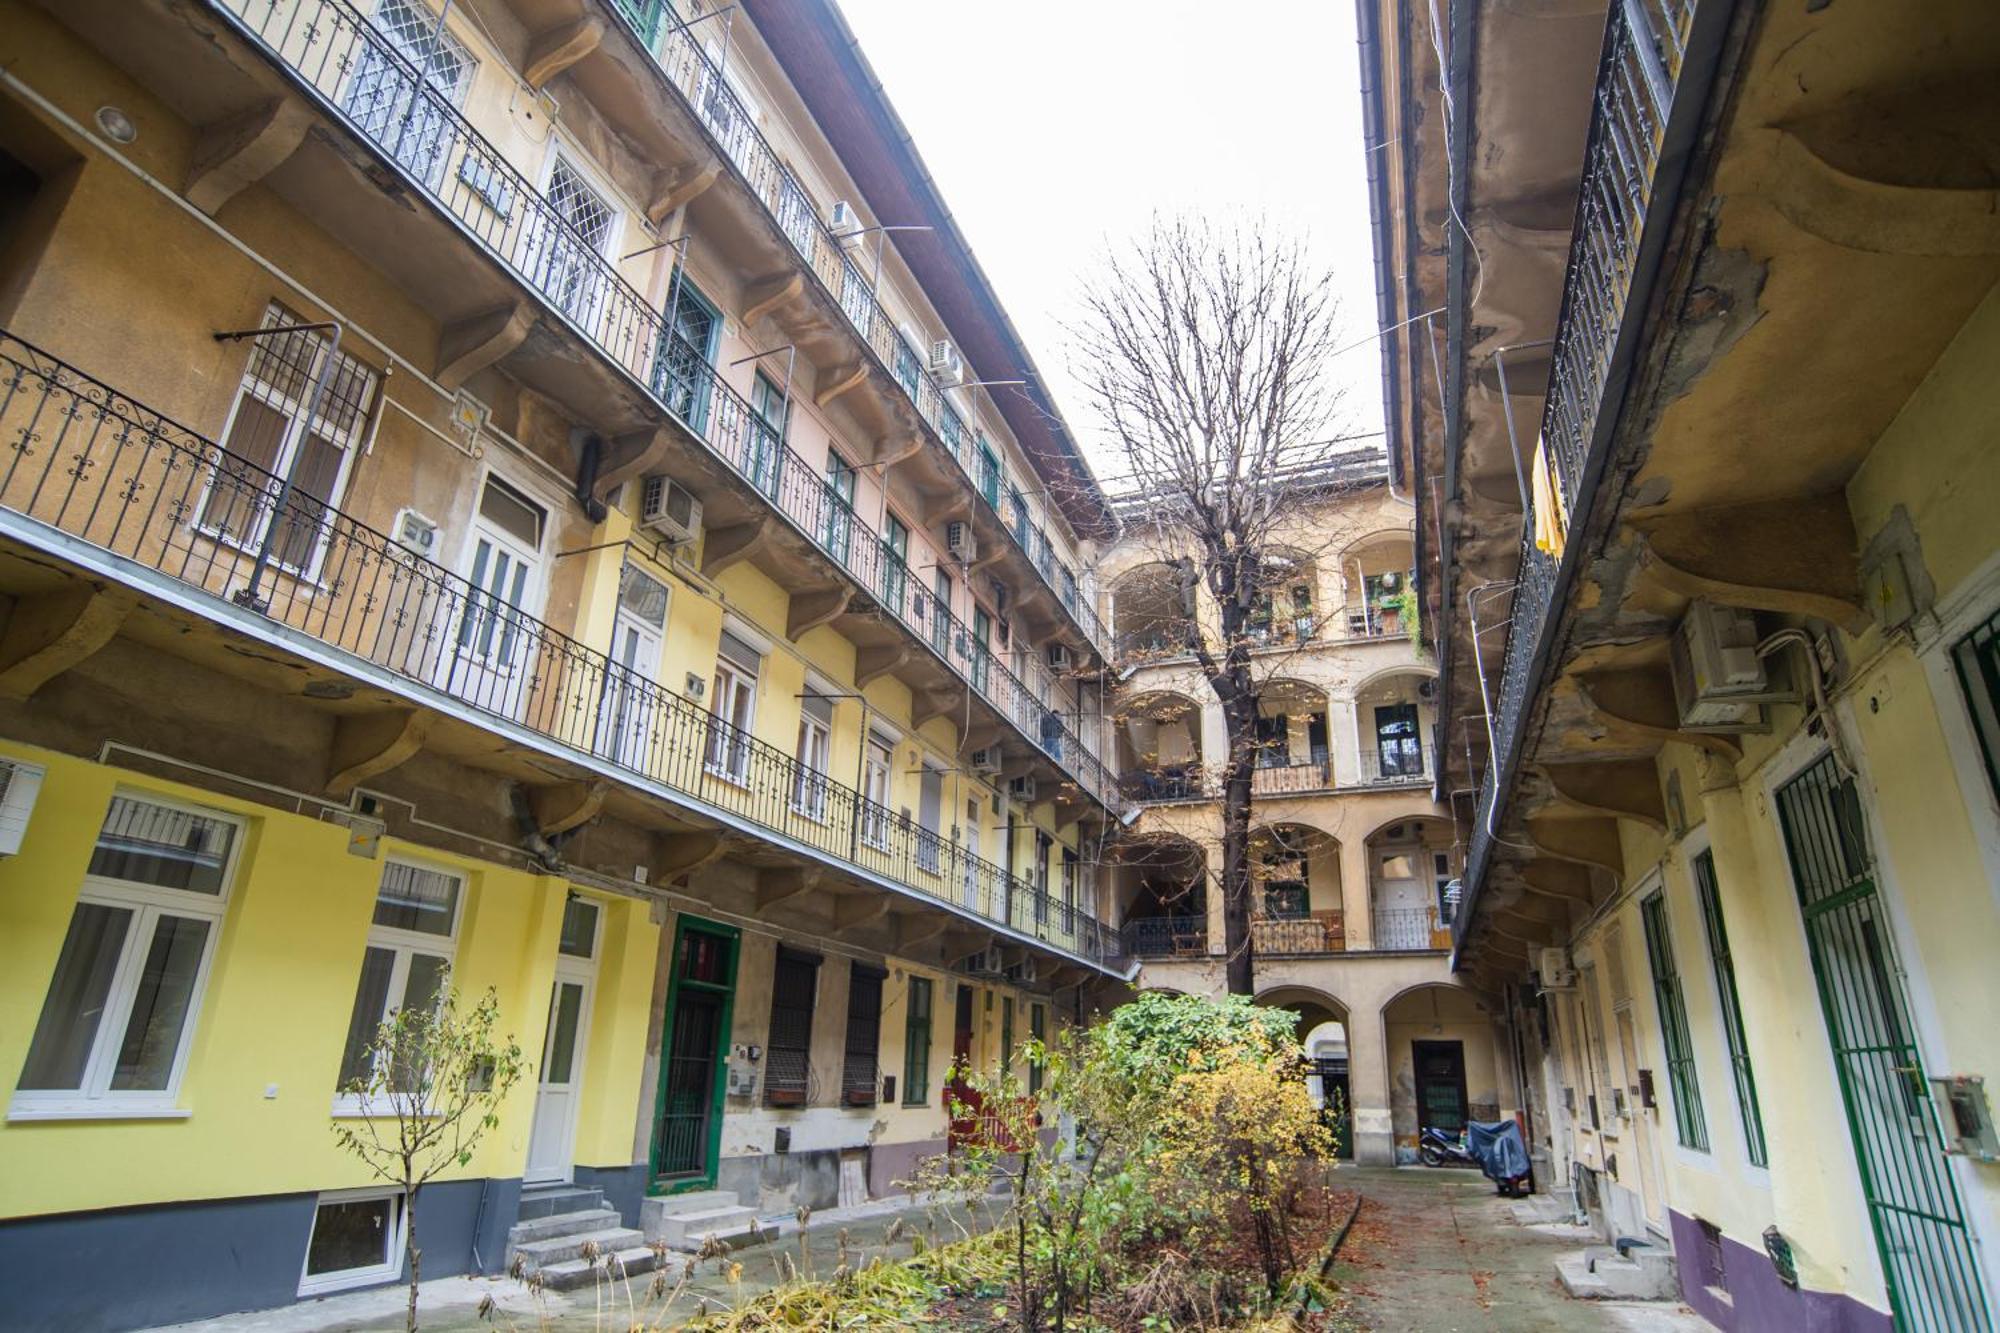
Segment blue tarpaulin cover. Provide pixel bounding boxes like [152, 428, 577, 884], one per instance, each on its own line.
[1465, 1119, 1529, 1182]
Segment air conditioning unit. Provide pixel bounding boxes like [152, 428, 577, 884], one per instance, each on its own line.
[639, 475, 704, 545]
[1009, 957, 1039, 985]
[946, 521, 976, 563]
[392, 508, 440, 560]
[1007, 775, 1037, 803]
[929, 339, 963, 382]
[830, 200, 862, 235]
[1045, 644, 1073, 672]
[1670, 600, 1767, 731]
[0, 758, 46, 856]
[970, 746, 1003, 777]
[1537, 947, 1576, 991]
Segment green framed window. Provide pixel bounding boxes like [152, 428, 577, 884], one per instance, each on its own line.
[1028, 1002, 1046, 1095]
[1692, 850, 1766, 1166]
[902, 976, 932, 1105]
[1640, 891, 1708, 1150]
[1950, 607, 2000, 805]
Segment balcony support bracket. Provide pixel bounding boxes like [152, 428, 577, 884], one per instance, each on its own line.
[700, 518, 769, 578]
[910, 687, 962, 731]
[815, 363, 869, 408]
[854, 643, 908, 689]
[648, 160, 721, 228]
[1633, 495, 1870, 635]
[893, 910, 951, 956]
[0, 583, 136, 701]
[1526, 816, 1623, 877]
[653, 830, 726, 882]
[186, 97, 313, 216]
[787, 585, 850, 641]
[325, 707, 432, 797]
[874, 435, 923, 478]
[529, 780, 609, 838]
[832, 892, 889, 936]
[1575, 668, 1743, 759]
[742, 273, 805, 328]
[595, 426, 672, 501]
[524, 17, 605, 90]
[1535, 760, 1667, 831]
[756, 865, 821, 913]
[437, 303, 535, 392]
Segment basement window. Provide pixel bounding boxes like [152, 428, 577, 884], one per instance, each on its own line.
[299, 1188, 404, 1295]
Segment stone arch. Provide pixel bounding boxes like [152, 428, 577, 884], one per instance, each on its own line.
[1110, 561, 1192, 660]
[1251, 676, 1333, 786]
[1247, 820, 1346, 938]
[1111, 832, 1211, 959]
[1379, 981, 1505, 1153]
[1115, 688, 1207, 802]
[1364, 816, 1460, 947]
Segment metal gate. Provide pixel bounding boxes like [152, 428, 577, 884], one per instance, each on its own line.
[1776, 755, 1992, 1332]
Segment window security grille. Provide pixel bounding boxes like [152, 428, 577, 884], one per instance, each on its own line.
[1640, 891, 1708, 1151]
[345, 0, 476, 188]
[765, 950, 819, 1106]
[842, 964, 885, 1105]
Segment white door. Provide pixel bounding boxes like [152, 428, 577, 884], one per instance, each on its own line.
[596, 566, 668, 771]
[439, 477, 545, 721]
[526, 897, 600, 1184]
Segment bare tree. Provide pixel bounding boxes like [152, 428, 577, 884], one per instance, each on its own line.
[1068, 217, 1355, 995]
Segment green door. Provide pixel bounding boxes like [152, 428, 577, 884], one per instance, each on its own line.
[1776, 756, 1992, 1333]
[650, 918, 738, 1191]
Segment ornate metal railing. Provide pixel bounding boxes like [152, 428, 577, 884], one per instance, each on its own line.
[206, 0, 1115, 809]
[1252, 759, 1333, 796]
[1463, 0, 1701, 931]
[0, 332, 1116, 965]
[1356, 746, 1428, 787]
[1371, 907, 1447, 952]
[1121, 915, 1207, 959]
[592, 0, 1112, 656]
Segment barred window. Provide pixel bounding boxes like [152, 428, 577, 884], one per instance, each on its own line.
[764, 948, 819, 1107]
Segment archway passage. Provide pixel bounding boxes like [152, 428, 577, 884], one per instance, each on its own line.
[1354, 668, 1434, 786]
[1113, 834, 1209, 958]
[1116, 689, 1206, 802]
[1111, 562, 1193, 661]
[1248, 822, 1343, 955]
[1256, 986, 1355, 1160]
[1381, 983, 1502, 1161]
[1253, 677, 1332, 792]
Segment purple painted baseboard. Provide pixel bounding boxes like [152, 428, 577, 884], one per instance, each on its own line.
[1669, 1209, 1892, 1333]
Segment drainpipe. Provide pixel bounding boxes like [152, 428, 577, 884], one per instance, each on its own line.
[573, 430, 607, 521]
[508, 782, 566, 873]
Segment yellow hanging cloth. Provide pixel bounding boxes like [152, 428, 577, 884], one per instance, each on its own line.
[1531, 435, 1568, 559]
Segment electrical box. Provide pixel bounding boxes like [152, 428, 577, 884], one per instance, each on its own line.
[0, 757, 46, 856]
[1537, 947, 1575, 990]
[725, 1061, 759, 1099]
[392, 508, 440, 560]
[1931, 1074, 1998, 1162]
[1670, 601, 1770, 731]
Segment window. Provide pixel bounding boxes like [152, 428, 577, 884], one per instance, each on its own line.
[531, 155, 616, 328]
[747, 371, 788, 496]
[1034, 831, 1052, 924]
[976, 439, 1001, 507]
[655, 276, 719, 428]
[902, 976, 933, 1105]
[971, 608, 992, 696]
[880, 515, 909, 614]
[792, 692, 833, 822]
[860, 733, 893, 851]
[1693, 851, 1766, 1166]
[1061, 849, 1079, 932]
[1951, 607, 2000, 805]
[1374, 703, 1422, 777]
[705, 630, 760, 784]
[204, 304, 379, 576]
[299, 1188, 404, 1295]
[765, 948, 820, 1107]
[1000, 996, 1015, 1078]
[344, 0, 475, 188]
[334, 860, 463, 1108]
[842, 964, 885, 1106]
[893, 334, 922, 396]
[13, 795, 239, 1116]
[1640, 891, 1708, 1150]
[1028, 1002, 1046, 1095]
[824, 450, 855, 564]
[930, 569, 954, 655]
[1254, 712, 1291, 768]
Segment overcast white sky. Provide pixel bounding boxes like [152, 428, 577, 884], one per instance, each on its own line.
[838, 0, 1387, 484]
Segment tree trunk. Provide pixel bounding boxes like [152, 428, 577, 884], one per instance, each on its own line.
[405, 1183, 420, 1333]
[1220, 721, 1255, 996]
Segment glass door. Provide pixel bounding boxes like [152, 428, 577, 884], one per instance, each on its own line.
[824, 450, 855, 566]
[654, 277, 718, 431]
[651, 921, 737, 1188]
[595, 565, 668, 770]
[1375, 703, 1421, 776]
[880, 515, 909, 615]
[526, 896, 599, 1183]
[439, 477, 545, 721]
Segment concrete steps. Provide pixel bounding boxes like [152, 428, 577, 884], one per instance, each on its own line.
[1557, 1243, 1679, 1301]
[506, 1186, 669, 1292]
[642, 1191, 764, 1253]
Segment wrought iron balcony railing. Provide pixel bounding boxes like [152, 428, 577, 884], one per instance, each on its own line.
[1355, 746, 1428, 787]
[1120, 915, 1208, 960]
[1252, 757, 1334, 797]
[1371, 907, 1448, 952]
[0, 332, 1115, 965]
[1463, 0, 1701, 931]
[207, 0, 1115, 809]
[597, 0, 1112, 657]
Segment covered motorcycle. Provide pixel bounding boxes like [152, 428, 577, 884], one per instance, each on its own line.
[1465, 1119, 1531, 1195]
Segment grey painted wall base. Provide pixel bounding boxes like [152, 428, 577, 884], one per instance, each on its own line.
[0, 1177, 519, 1333]
[573, 1162, 648, 1229]
[869, 1136, 947, 1198]
[1669, 1209, 1892, 1333]
[716, 1148, 843, 1213]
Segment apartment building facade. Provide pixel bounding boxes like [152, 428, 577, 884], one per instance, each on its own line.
[1370, 0, 2000, 1327]
[1097, 459, 1516, 1166]
[0, 0, 1129, 1325]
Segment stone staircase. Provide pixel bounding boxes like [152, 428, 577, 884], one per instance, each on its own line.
[641, 1188, 764, 1253]
[1556, 1240, 1680, 1301]
[505, 1185, 666, 1292]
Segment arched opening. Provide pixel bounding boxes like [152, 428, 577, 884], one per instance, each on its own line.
[1364, 817, 1459, 950]
[1354, 668, 1434, 785]
[1255, 985, 1354, 1159]
[1113, 834, 1209, 959]
[1253, 677, 1332, 793]
[1244, 546, 1322, 648]
[1115, 689, 1206, 802]
[1339, 532, 1416, 640]
[1382, 983, 1501, 1159]
[1248, 822, 1344, 954]
[1111, 562, 1193, 662]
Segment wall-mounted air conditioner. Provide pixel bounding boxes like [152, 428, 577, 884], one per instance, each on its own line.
[1009, 956, 1039, 985]
[929, 339, 963, 382]
[1537, 947, 1575, 990]
[830, 200, 862, 235]
[970, 747, 1003, 777]
[0, 758, 46, 856]
[392, 508, 440, 560]
[639, 475, 704, 545]
[1045, 644, 1073, 672]
[946, 521, 976, 563]
[1007, 775, 1037, 803]
[1670, 600, 1769, 731]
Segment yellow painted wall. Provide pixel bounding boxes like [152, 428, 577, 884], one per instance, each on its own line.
[0, 743, 660, 1218]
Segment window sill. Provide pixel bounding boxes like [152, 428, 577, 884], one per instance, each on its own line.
[7, 1102, 192, 1122]
[332, 1097, 439, 1119]
[704, 764, 752, 789]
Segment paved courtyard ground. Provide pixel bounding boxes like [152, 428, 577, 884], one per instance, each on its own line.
[1333, 1166, 1710, 1332]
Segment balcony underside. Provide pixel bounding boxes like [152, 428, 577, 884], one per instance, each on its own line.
[31, 0, 1106, 812]
[0, 524, 1116, 978]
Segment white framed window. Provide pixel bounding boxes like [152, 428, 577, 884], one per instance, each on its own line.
[529, 149, 620, 332]
[298, 1186, 405, 1296]
[704, 629, 761, 785]
[11, 794, 242, 1120]
[333, 859, 464, 1114]
[792, 690, 834, 822]
[202, 304, 380, 580]
[860, 732, 893, 851]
